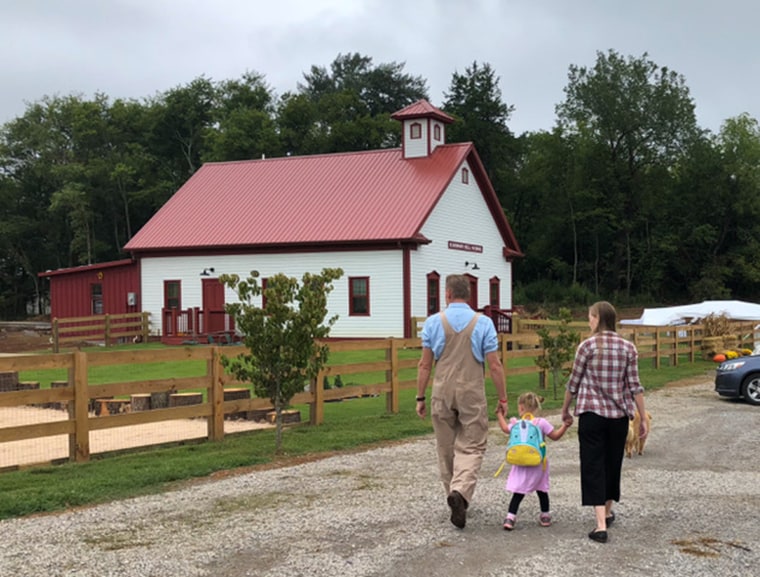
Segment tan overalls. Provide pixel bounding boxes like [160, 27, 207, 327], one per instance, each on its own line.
[430, 313, 489, 504]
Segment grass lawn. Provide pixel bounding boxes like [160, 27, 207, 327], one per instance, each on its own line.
[0, 343, 716, 520]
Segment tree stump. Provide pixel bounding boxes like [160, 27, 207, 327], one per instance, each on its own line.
[150, 391, 170, 409]
[131, 394, 152, 412]
[247, 409, 273, 422]
[90, 396, 113, 414]
[223, 388, 251, 420]
[0, 372, 19, 392]
[267, 409, 301, 424]
[169, 392, 203, 407]
[50, 380, 69, 410]
[17, 381, 40, 390]
[99, 399, 131, 416]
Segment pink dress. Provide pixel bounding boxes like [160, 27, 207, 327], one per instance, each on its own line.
[505, 417, 554, 494]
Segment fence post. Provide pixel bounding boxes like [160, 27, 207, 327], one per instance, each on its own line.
[500, 334, 510, 394]
[672, 329, 678, 367]
[104, 315, 112, 347]
[312, 368, 325, 425]
[71, 351, 90, 462]
[386, 339, 399, 414]
[208, 347, 224, 441]
[141, 312, 150, 342]
[654, 330, 661, 369]
[52, 318, 60, 353]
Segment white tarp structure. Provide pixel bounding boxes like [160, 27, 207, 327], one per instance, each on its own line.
[620, 300, 760, 326]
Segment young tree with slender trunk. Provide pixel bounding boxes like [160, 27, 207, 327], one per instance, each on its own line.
[219, 268, 343, 453]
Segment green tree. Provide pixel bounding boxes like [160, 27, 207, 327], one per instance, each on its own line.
[556, 50, 699, 298]
[204, 71, 280, 162]
[219, 268, 343, 452]
[442, 61, 515, 182]
[534, 308, 581, 400]
[288, 52, 428, 154]
[147, 76, 217, 191]
[299, 52, 428, 116]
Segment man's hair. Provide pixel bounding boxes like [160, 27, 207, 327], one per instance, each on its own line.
[446, 274, 470, 300]
[590, 301, 617, 332]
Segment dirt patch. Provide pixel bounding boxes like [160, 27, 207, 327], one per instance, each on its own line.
[0, 328, 52, 354]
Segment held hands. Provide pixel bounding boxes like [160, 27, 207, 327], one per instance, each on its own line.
[563, 415, 574, 427]
[495, 398, 508, 416]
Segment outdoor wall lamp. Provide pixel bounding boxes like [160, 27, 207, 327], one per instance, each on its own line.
[465, 261, 480, 270]
[200, 267, 215, 276]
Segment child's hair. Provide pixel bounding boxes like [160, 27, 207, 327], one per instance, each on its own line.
[517, 392, 543, 414]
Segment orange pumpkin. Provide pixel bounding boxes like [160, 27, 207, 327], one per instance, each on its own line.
[713, 353, 726, 363]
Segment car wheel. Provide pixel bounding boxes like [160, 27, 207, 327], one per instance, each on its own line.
[741, 375, 760, 406]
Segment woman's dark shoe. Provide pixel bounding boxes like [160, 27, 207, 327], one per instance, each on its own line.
[588, 529, 608, 543]
[605, 511, 615, 527]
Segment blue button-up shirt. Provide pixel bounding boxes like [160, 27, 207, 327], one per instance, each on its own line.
[421, 303, 498, 363]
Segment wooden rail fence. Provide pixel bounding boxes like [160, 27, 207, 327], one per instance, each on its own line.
[51, 312, 151, 353]
[0, 321, 756, 470]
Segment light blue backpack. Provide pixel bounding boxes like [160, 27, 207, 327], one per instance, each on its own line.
[495, 414, 547, 476]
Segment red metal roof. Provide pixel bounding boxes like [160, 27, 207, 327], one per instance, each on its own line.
[38, 259, 136, 278]
[125, 141, 522, 257]
[127, 145, 444, 250]
[391, 99, 454, 123]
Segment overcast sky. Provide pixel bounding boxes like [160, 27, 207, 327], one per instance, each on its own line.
[1, 0, 758, 136]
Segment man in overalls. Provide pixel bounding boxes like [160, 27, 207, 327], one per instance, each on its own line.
[416, 274, 508, 528]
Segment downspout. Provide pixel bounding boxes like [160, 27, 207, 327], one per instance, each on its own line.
[403, 247, 411, 338]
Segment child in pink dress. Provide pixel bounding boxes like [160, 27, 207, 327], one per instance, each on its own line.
[497, 391, 572, 530]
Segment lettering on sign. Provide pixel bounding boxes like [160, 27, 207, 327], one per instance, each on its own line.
[448, 241, 483, 253]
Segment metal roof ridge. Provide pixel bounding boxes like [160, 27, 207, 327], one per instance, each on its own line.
[203, 147, 403, 167]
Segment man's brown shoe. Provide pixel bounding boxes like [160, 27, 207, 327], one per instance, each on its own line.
[447, 491, 467, 529]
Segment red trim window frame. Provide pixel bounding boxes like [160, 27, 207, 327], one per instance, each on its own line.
[433, 123, 441, 141]
[91, 283, 103, 315]
[164, 280, 181, 310]
[489, 277, 500, 307]
[349, 276, 370, 316]
[426, 271, 440, 316]
[461, 167, 469, 184]
[410, 122, 422, 139]
[261, 277, 267, 310]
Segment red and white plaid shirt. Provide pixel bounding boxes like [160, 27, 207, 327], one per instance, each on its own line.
[566, 331, 643, 419]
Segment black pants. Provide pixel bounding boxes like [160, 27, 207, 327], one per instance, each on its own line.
[509, 490, 550, 514]
[578, 412, 629, 506]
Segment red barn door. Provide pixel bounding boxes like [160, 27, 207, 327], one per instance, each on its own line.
[202, 278, 226, 333]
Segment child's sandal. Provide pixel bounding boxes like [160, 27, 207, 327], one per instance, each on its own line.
[503, 516, 515, 530]
[539, 513, 552, 527]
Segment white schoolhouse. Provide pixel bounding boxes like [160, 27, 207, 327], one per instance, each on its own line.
[115, 99, 522, 341]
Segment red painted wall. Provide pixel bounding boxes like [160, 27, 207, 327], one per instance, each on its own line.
[41, 260, 140, 319]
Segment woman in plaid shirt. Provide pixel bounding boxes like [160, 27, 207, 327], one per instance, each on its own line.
[561, 301, 648, 543]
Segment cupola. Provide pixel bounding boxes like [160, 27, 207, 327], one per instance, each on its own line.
[391, 99, 454, 159]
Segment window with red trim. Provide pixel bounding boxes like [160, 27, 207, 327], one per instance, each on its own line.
[410, 122, 422, 139]
[261, 277, 267, 309]
[433, 124, 441, 140]
[349, 277, 370, 316]
[426, 272, 440, 316]
[91, 283, 103, 315]
[164, 280, 181, 310]
[489, 277, 500, 307]
[461, 167, 469, 184]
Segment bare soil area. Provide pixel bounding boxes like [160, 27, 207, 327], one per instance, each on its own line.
[0, 328, 52, 354]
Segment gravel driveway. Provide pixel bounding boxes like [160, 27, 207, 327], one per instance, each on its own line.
[1, 378, 758, 577]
